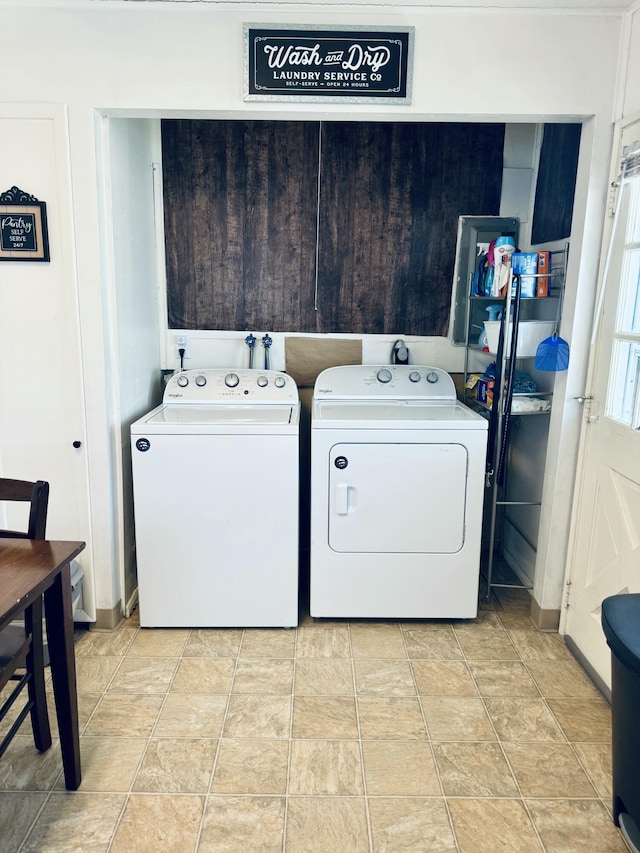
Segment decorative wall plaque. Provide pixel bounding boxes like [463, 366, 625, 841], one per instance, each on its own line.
[0, 186, 50, 262]
[245, 25, 413, 103]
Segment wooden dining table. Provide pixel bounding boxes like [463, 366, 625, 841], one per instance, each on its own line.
[0, 537, 85, 790]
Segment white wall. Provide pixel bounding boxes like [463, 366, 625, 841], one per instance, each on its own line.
[0, 1, 625, 616]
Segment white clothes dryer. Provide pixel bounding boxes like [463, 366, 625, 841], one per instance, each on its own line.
[131, 368, 300, 628]
[310, 365, 488, 619]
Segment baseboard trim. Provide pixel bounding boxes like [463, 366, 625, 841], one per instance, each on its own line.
[93, 603, 123, 631]
[530, 599, 560, 632]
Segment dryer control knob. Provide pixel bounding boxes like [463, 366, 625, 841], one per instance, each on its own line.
[274, 376, 286, 388]
[426, 371, 439, 384]
[177, 375, 189, 387]
[225, 373, 240, 387]
[409, 371, 421, 383]
[377, 368, 393, 384]
[195, 374, 207, 387]
[257, 375, 268, 387]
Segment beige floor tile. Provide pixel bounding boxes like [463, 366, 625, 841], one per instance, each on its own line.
[0, 791, 47, 853]
[412, 660, 478, 696]
[402, 626, 463, 660]
[433, 741, 519, 796]
[362, 740, 440, 796]
[75, 627, 137, 657]
[527, 798, 629, 852]
[126, 629, 189, 657]
[44, 689, 102, 739]
[573, 742, 613, 798]
[292, 696, 359, 738]
[350, 624, 406, 658]
[240, 629, 296, 658]
[289, 739, 364, 795]
[21, 792, 126, 852]
[455, 631, 520, 661]
[452, 610, 505, 634]
[294, 658, 354, 695]
[448, 797, 542, 853]
[232, 659, 294, 694]
[223, 694, 291, 739]
[368, 797, 457, 852]
[467, 660, 540, 697]
[56, 736, 147, 792]
[285, 797, 369, 853]
[212, 738, 289, 794]
[507, 628, 573, 660]
[84, 694, 164, 737]
[526, 660, 604, 699]
[358, 697, 426, 739]
[354, 659, 416, 696]
[110, 793, 204, 853]
[484, 697, 565, 742]
[0, 735, 63, 791]
[154, 693, 227, 737]
[421, 696, 496, 741]
[75, 656, 122, 693]
[503, 742, 597, 797]
[296, 626, 350, 657]
[547, 697, 612, 742]
[107, 657, 178, 693]
[183, 628, 242, 657]
[171, 658, 235, 694]
[133, 737, 217, 793]
[199, 795, 285, 852]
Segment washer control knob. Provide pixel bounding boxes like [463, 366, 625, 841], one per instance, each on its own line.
[377, 368, 393, 384]
[195, 374, 207, 387]
[426, 371, 439, 384]
[257, 375, 268, 387]
[409, 371, 421, 383]
[225, 373, 240, 388]
[274, 376, 286, 388]
[177, 375, 189, 387]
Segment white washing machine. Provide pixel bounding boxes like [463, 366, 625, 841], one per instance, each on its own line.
[310, 365, 488, 619]
[131, 368, 300, 628]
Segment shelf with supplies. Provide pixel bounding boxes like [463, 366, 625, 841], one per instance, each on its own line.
[461, 245, 568, 602]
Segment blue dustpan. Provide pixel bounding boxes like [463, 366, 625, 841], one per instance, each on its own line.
[535, 331, 570, 371]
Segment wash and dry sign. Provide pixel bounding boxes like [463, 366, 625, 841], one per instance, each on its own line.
[245, 26, 413, 102]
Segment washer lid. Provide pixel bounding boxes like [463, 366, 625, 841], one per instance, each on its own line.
[313, 399, 487, 430]
[146, 404, 297, 426]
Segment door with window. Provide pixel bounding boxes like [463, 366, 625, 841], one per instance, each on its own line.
[563, 118, 640, 687]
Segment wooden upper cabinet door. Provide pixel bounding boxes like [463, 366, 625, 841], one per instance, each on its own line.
[163, 119, 320, 331]
[162, 119, 504, 335]
[316, 121, 504, 336]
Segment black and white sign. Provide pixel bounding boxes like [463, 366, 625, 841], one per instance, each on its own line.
[245, 26, 413, 102]
[0, 186, 50, 262]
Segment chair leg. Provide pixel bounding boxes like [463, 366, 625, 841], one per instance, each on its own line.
[24, 598, 52, 752]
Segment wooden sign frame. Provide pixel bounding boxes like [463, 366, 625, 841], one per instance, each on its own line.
[0, 186, 50, 262]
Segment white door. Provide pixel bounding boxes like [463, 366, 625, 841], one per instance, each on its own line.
[562, 118, 640, 687]
[0, 107, 94, 619]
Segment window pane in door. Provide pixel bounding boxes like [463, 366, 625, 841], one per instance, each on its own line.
[616, 248, 640, 334]
[608, 339, 640, 426]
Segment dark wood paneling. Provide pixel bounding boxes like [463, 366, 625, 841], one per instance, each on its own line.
[317, 122, 504, 335]
[162, 119, 504, 335]
[532, 123, 581, 245]
[163, 119, 319, 330]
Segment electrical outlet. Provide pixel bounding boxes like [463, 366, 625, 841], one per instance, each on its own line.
[175, 335, 190, 360]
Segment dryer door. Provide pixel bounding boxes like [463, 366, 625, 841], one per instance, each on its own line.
[328, 442, 468, 554]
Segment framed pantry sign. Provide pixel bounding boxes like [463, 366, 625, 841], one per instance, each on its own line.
[244, 25, 414, 103]
[0, 186, 50, 262]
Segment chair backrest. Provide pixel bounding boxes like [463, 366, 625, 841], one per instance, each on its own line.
[0, 478, 49, 540]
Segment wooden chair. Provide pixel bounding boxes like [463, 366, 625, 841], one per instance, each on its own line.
[0, 478, 51, 758]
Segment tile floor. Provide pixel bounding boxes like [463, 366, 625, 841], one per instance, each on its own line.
[0, 586, 630, 852]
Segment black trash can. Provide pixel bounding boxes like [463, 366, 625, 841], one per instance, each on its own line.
[602, 593, 640, 853]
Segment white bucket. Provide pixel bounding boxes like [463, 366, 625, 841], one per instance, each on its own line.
[484, 320, 556, 358]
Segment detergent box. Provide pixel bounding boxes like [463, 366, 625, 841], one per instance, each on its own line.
[511, 252, 537, 298]
[536, 251, 551, 297]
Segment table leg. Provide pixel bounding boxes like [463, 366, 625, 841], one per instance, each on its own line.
[44, 561, 81, 790]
